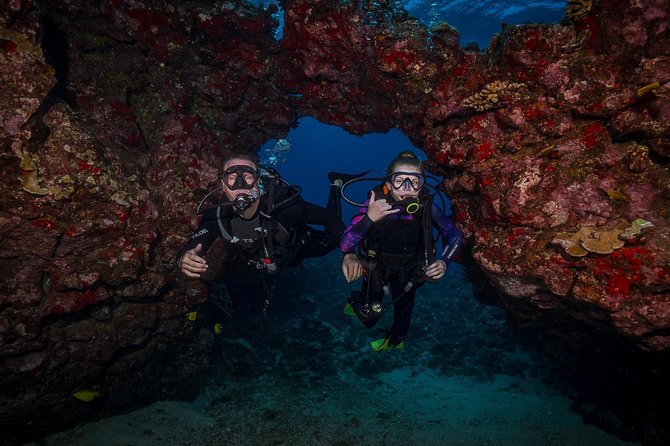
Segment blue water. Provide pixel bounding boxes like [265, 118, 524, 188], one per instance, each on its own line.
[405, 0, 565, 49]
[260, 117, 425, 223]
[251, 0, 566, 49]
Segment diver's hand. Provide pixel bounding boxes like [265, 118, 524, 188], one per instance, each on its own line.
[342, 253, 363, 282]
[366, 190, 400, 222]
[425, 260, 447, 280]
[179, 243, 208, 278]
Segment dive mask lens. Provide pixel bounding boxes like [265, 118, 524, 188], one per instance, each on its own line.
[389, 172, 424, 191]
[223, 166, 259, 190]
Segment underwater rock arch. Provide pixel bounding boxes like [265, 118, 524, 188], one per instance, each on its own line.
[1, 0, 669, 443]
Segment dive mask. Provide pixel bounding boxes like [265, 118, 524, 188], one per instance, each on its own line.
[222, 165, 259, 190]
[388, 172, 425, 191]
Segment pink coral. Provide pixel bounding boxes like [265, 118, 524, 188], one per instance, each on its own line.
[623, 19, 648, 46]
[643, 5, 667, 21]
[4, 114, 24, 135]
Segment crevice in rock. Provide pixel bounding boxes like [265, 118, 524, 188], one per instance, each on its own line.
[39, 15, 76, 107]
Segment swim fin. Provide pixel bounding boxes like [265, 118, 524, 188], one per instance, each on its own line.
[371, 337, 405, 351]
[345, 291, 381, 323]
[328, 170, 373, 187]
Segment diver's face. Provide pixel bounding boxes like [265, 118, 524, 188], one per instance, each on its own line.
[387, 164, 423, 201]
[221, 158, 259, 202]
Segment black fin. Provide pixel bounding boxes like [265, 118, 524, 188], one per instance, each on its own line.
[328, 170, 373, 185]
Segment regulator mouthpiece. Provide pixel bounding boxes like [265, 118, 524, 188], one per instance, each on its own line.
[233, 190, 259, 211]
[394, 197, 421, 214]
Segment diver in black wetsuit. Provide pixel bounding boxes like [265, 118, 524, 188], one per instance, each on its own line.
[176, 153, 360, 315]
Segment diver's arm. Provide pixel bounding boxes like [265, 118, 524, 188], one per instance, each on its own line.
[179, 244, 208, 278]
[175, 214, 219, 277]
[339, 204, 374, 253]
[432, 203, 463, 264]
[341, 253, 364, 282]
[365, 190, 399, 222]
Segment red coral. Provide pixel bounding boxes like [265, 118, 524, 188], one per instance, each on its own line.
[195, 14, 229, 40]
[506, 228, 525, 243]
[1, 40, 18, 52]
[126, 131, 142, 147]
[454, 207, 468, 224]
[576, 15, 600, 50]
[451, 58, 471, 77]
[30, 219, 58, 231]
[580, 123, 608, 148]
[180, 115, 199, 132]
[382, 49, 416, 71]
[50, 304, 64, 315]
[592, 247, 655, 298]
[468, 115, 488, 130]
[522, 104, 544, 120]
[115, 210, 128, 223]
[125, 8, 171, 61]
[79, 161, 101, 175]
[110, 100, 132, 117]
[64, 227, 78, 238]
[473, 142, 495, 162]
[127, 8, 169, 33]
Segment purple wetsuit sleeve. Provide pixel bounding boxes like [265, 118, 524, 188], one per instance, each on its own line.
[339, 202, 373, 253]
[432, 202, 463, 263]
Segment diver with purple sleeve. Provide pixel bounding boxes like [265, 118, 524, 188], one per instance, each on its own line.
[340, 151, 463, 351]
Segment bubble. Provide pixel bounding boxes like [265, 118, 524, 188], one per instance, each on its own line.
[263, 138, 292, 165]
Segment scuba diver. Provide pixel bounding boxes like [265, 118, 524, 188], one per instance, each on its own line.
[177, 152, 363, 317]
[340, 151, 463, 351]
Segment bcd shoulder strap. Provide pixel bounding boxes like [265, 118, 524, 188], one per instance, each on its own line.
[215, 205, 235, 242]
[422, 193, 436, 268]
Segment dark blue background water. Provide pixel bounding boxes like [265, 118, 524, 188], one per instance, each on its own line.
[405, 0, 565, 49]
[260, 118, 424, 223]
[250, 0, 566, 49]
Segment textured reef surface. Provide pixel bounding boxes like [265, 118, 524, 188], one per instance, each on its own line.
[1, 0, 669, 444]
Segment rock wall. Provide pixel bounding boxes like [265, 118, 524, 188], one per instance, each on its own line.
[1, 0, 669, 444]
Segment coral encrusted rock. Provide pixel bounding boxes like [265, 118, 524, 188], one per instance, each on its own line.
[1, 0, 669, 444]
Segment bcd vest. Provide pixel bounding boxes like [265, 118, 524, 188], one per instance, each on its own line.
[359, 184, 435, 276]
[214, 183, 301, 273]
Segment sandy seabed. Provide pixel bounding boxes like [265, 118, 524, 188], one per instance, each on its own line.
[31, 254, 641, 446]
[36, 368, 636, 446]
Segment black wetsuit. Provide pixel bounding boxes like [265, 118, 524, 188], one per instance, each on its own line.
[340, 185, 463, 344]
[176, 183, 344, 273]
[176, 181, 344, 317]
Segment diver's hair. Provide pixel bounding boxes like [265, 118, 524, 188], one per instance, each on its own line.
[387, 150, 423, 174]
[223, 152, 260, 170]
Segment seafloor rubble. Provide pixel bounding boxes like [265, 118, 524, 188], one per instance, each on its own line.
[0, 0, 669, 444]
